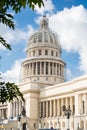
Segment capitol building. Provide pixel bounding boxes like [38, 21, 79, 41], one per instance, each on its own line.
[1, 16, 87, 130]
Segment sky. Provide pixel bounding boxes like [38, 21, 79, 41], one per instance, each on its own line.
[0, 0, 87, 84]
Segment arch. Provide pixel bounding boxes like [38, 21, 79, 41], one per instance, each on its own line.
[22, 123, 27, 130]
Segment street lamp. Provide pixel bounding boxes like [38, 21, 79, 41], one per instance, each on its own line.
[17, 114, 21, 130]
[62, 105, 71, 130]
[56, 117, 60, 130]
[17, 106, 27, 130]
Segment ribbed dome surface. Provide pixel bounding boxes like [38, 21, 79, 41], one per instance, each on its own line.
[27, 16, 61, 50]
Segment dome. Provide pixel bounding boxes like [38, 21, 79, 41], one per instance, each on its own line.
[27, 16, 61, 51]
[21, 16, 65, 85]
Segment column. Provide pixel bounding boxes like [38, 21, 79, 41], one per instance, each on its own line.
[86, 94, 87, 114]
[70, 96, 73, 115]
[52, 63, 54, 75]
[40, 62, 42, 75]
[75, 94, 79, 116]
[16, 101, 18, 117]
[46, 101, 48, 118]
[53, 100, 56, 117]
[29, 63, 30, 75]
[58, 64, 60, 76]
[56, 63, 57, 76]
[36, 62, 37, 75]
[27, 64, 29, 75]
[65, 97, 68, 108]
[61, 98, 64, 116]
[31, 63, 33, 75]
[19, 100, 22, 114]
[39, 102, 42, 118]
[32, 63, 34, 75]
[43, 102, 45, 118]
[84, 93, 87, 114]
[57, 99, 60, 116]
[79, 94, 82, 114]
[10, 102, 12, 117]
[48, 62, 50, 75]
[44, 62, 46, 75]
[50, 101, 52, 117]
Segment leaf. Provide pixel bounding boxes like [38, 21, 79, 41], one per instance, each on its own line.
[0, 35, 12, 50]
[0, 81, 24, 104]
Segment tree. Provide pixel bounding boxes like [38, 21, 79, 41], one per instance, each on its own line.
[0, 0, 44, 50]
[0, 81, 24, 104]
[0, 0, 44, 104]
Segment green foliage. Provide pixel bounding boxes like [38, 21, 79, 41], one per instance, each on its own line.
[0, 35, 12, 50]
[0, 0, 44, 50]
[0, 82, 24, 104]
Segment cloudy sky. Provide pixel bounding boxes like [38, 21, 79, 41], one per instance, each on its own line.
[0, 0, 87, 84]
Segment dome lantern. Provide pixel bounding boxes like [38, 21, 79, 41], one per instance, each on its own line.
[40, 15, 49, 30]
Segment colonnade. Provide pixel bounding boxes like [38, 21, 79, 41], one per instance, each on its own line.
[10, 100, 24, 118]
[39, 96, 75, 118]
[23, 61, 64, 77]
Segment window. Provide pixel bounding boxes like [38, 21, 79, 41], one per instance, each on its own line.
[33, 63, 36, 75]
[45, 50, 48, 55]
[50, 63, 52, 75]
[82, 101, 85, 114]
[33, 51, 35, 56]
[38, 62, 40, 75]
[49, 34, 53, 43]
[44, 32, 48, 42]
[42, 62, 44, 74]
[39, 33, 42, 42]
[56, 52, 58, 57]
[57, 64, 59, 76]
[39, 50, 41, 55]
[51, 51, 53, 56]
[33, 35, 37, 43]
[46, 62, 48, 75]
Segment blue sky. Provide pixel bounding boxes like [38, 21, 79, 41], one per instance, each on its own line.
[0, 0, 87, 83]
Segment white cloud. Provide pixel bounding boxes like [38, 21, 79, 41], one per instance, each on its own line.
[1, 59, 23, 84]
[35, 0, 54, 14]
[49, 5, 87, 74]
[66, 68, 73, 81]
[0, 23, 35, 50]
